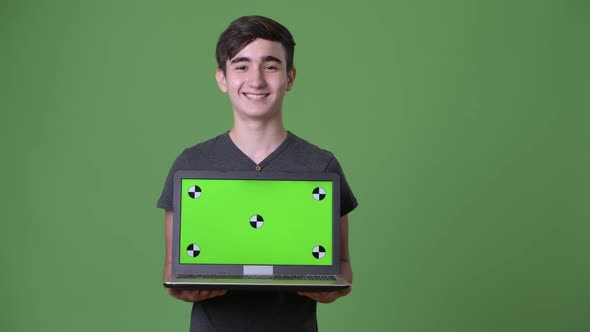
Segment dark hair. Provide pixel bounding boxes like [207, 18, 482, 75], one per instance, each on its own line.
[216, 16, 296, 74]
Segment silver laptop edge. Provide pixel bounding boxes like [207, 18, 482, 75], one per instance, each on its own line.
[165, 171, 347, 290]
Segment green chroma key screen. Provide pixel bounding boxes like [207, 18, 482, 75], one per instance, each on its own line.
[180, 178, 333, 266]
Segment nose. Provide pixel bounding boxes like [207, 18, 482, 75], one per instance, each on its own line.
[247, 67, 266, 89]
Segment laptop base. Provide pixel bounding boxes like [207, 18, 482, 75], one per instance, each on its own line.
[164, 282, 350, 292]
[163, 274, 351, 292]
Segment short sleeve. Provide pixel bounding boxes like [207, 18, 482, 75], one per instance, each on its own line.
[325, 157, 358, 217]
[156, 150, 189, 211]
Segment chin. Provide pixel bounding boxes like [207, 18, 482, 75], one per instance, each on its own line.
[237, 109, 279, 120]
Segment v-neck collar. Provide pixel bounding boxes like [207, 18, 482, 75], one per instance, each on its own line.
[224, 131, 294, 171]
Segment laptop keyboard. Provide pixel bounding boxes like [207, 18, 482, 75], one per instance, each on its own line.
[177, 274, 336, 281]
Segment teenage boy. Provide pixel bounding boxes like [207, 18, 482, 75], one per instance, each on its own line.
[157, 15, 358, 331]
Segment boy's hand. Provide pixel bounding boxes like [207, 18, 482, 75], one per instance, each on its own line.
[166, 288, 228, 302]
[297, 287, 351, 303]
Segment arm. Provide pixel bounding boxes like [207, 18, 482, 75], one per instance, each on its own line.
[163, 210, 227, 302]
[298, 215, 353, 303]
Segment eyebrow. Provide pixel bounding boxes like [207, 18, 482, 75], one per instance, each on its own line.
[230, 56, 283, 64]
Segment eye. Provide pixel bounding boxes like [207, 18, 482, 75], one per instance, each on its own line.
[235, 65, 247, 71]
[265, 65, 278, 71]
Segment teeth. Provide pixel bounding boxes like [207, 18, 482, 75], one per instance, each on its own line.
[245, 94, 267, 100]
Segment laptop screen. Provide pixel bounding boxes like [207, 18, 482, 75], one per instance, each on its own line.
[178, 177, 334, 266]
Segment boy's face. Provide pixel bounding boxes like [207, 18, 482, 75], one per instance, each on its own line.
[216, 38, 295, 120]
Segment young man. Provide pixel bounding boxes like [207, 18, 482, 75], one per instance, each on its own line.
[157, 15, 358, 331]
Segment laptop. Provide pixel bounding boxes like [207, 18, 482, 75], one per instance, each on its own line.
[163, 170, 350, 291]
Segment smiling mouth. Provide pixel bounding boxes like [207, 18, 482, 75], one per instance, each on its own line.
[243, 93, 270, 101]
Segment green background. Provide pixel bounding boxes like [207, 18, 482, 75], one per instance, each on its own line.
[2, 0, 588, 331]
[180, 179, 332, 265]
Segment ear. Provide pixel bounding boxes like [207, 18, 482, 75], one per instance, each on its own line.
[286, 67, 297, 91]
[215, 68, 228, 93]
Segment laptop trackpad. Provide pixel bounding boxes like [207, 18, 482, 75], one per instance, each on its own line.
[244, 265, 273, 275]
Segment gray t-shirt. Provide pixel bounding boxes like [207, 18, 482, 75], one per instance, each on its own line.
[157, 131, 358, 332]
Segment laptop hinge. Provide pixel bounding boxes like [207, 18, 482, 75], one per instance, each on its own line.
[243, 265, 273, 275]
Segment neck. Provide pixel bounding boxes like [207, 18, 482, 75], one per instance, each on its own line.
[229, 115, 288, 165]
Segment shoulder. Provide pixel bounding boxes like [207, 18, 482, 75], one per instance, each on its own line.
[181, 133, 227, 158]
[275, 132, 337, 172]
[288, 133, 335, 159]
[171, 132, 231, 170]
